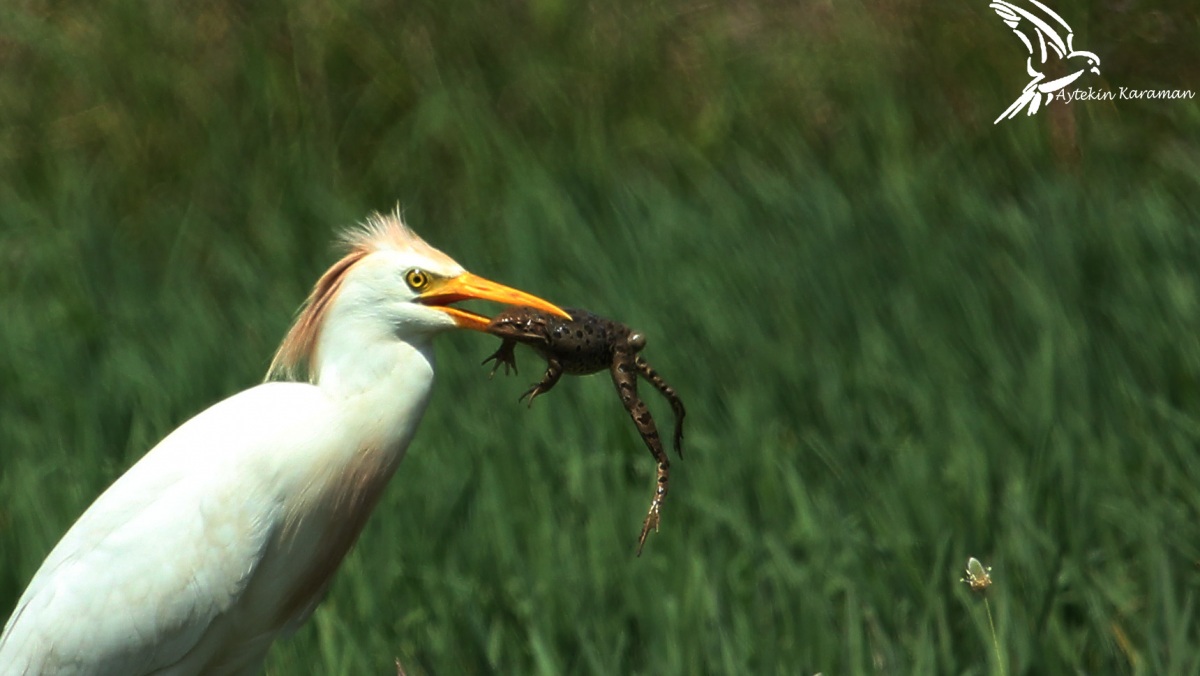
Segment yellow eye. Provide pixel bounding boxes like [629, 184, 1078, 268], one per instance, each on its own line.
[405, 268, 430, 290]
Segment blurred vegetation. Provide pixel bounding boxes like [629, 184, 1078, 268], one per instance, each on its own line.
[2, 0, 1199, 673]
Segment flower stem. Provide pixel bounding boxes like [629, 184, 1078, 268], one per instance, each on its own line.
[984, 597, 1005, 676]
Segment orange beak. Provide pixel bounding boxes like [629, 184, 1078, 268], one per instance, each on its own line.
[417, 271, 569, 331]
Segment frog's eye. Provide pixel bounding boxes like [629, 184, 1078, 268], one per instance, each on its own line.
[405, 268, 431, 291]
[628, 332, 646, 350]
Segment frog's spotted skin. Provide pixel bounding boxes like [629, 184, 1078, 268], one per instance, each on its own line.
[483, 306, 686, 555]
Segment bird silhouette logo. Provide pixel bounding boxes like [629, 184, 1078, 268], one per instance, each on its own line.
[990, 0, 1101, 123]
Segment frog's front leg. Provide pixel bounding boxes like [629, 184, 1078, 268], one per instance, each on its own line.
[519, 357, 563, 407]
[481, 338, 520, 378]
[610, 349, 670, 556]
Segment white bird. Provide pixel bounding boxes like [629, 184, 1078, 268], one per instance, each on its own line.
[990, 0, 1100, 123]
[0, 212, 567, 675]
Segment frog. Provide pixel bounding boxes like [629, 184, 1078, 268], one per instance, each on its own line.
[481, 306, 686, 556]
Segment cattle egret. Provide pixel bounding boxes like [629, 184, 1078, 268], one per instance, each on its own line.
[0, 212, 568, 674]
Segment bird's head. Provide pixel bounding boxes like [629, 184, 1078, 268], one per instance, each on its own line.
[268, 211, 567, 382]
[1068, 49, 1101, 75]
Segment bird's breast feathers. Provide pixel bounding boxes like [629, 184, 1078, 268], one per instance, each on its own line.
[0, 381, 416, 673]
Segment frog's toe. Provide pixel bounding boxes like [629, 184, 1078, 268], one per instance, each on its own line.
[636, 510, 660, 556]
[481, 351, 518, 378]
[519, 385, 544, 407]
[483, 361, 501, 379]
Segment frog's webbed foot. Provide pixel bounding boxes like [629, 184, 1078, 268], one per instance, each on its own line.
[637, 504, 660, 556]
[481, 340, 519, 378]
[518, 358, 563, 408]
[636, 459, 669, 556]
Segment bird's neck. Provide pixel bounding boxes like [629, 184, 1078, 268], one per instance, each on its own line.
[263, 324, 437, 632]
[314, 318, 437, 454]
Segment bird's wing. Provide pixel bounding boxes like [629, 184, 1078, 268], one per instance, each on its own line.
[989, 0, 1071, 64]
[0, 383, 330, 674]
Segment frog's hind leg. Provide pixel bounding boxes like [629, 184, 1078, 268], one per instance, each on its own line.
[635, 355, 686, 458]
[481, 338, 520, 378]
[611, 351, 670, 556]
[520, 357, 563, 407]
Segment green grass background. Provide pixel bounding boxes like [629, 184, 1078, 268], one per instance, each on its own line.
[2, 0, 1199, 673]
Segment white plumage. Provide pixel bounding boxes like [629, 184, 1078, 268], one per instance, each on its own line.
[0, 213, 566, 674]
